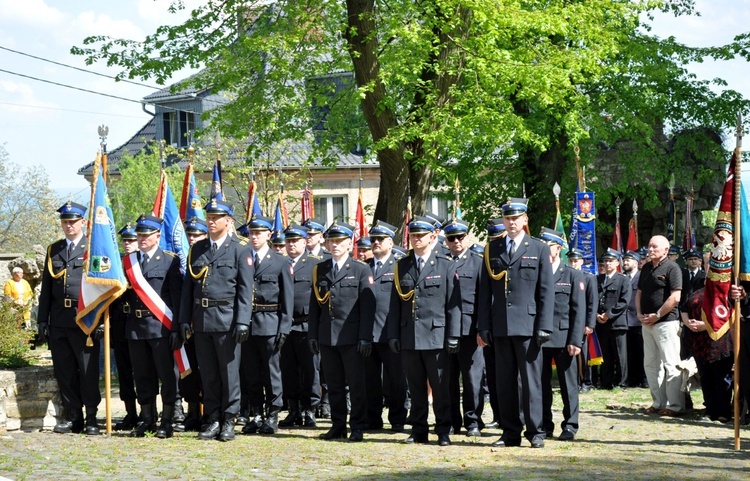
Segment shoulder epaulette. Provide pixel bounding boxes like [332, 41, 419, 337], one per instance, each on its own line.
[308, 254, 323, 260]
[352, 258, 368, 266]
[163, 250, 177, 258]
[238, 238, 249, 246]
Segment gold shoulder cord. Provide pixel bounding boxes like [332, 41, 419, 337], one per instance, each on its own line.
[46, 244, 67, 282]
[312, 264, 331, 306]
[393, 262, 415, 301]
[187, 249, 208, 280]
[484, 243, 508, 292]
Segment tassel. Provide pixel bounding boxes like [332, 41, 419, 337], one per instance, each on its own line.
[86, 335, 93, 347]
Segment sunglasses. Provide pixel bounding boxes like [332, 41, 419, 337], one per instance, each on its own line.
[447, 234, 466, 242]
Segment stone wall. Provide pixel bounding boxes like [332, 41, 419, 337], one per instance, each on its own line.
[0, 365, 61, 432]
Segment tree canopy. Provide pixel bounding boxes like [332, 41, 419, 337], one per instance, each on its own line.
[73, 0, 750, 237]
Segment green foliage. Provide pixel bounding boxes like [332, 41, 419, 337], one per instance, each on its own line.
[0, 301, 34, 368]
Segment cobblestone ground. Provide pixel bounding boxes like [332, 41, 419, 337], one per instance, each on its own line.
[1, 387, 749, 481]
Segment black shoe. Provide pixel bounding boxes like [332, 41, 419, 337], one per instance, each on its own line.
[218, 421, 235, 442]
[558, 429, 575, 441]
[530, 435, 545, 448]
[466, 427, 481, 438]
[438, 434, 451, 446]
[198, 421, 221, 440]
[390, 424, 405, 433]
[484, 420, 500, 429]
[241, 412, 264, 434]
[545, 430, 554, 438]
[53, 420, 74, 434]
[114, 413, 138, 431]
[156, 422, 174, 439]
[259, 412, 279, 434]
[172, 403, 185, 423]
[278, 411, 302, 428]
[349, 429, 364, 442]
[178, 413, 203, 432]
[319, 427, 348, 440]
[132, 421, 156, 438]
[235, 415, 248, 426]
[319, 403, 331, 419]
[302, 410, 317, 428]
[85, 416, 99, 436]
[491, 436, 521, 447]
[402, 433, 429, 444]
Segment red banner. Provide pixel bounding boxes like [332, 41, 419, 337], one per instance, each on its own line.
[626, 217, 638, 252]
[353, 188, 367, 257]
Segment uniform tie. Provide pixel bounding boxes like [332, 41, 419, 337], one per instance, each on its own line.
[508, 239, 516, 259]
[417, 257, 424, 274]
[211, 242, 218, 254]
[67, 241, 74, 259]
[333, 263, 339, 277]
[373, 260, 382, 276]
[140, 253, 149, 271]
[690, 271, 695, 281]
[254, 252, 260, 267]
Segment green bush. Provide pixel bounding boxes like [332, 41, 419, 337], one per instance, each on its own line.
[0, 301, 34, 368]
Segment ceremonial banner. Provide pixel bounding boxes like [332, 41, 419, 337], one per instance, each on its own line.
[245, 179, 263, 223]
[666, 196, 676, 244]
[153, 172, 189, 276]
[587, 331, 603, 366]
[572, 191, 598, 275]
[682, 195, 696, 252]
[273, 198, 285, 240]
[610, 218, 622, 253]
[402, 196, 411, 249]
[180, 163, 205, 221]
[301, 185, 314, 223]
[553, 201, 569, 259]
[353, 186, 368, 258]
[76, 154, 127, 337]
[701, 151, 738, 340]
[626, 216, 638, 252]
[210, 162, 223, 201]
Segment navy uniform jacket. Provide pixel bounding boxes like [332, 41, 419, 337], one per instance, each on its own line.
[548, 263, 586, 348]
[625, 271, 641, 326]
[179, 236, 254, 333]
[582, 271, 598, 329]
[453, 250, 484, 337]
[251, 250, 294, 336]
[367, 253, 398, 343]
[387, 249, 461, 350]
[308, 256, 376, 346]
[596, 272, 632, 331]
[477, 236, 554, 336]
[37, 237, 88, 329]
[125, 249, 182, 340]
[289, 252, 321, 333]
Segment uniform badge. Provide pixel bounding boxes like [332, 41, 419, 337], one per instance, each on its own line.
[579, 281, 585, 291]
[289, 266, 294, 276]
[368, 275, 374, 285]
[247, 256, 254, 266]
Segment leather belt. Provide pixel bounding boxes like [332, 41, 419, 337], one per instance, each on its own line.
[63, 298, 78, 308]
[253, 303, 279, 312]
[292, 316, 308, 325]
[196, 298, 233, 308]
[134, 309, 152, 319]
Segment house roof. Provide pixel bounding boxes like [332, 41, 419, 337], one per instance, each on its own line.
[141, 72, 210, 102]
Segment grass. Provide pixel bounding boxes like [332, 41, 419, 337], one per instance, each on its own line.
[1, 386, 749, 480]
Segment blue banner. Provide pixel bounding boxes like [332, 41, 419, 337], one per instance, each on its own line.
[666, 198, 675, 244]
[573, 191, 598, 275]
[185, 167, 205, 221]
[740, 177, 750, 279]
[273, 199, 284, 238]
[160, 184, 189, 276]
[210, 162, 223, 201]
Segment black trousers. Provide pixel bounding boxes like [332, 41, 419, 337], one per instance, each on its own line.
[364, 342, 408, 427]
[320, 344, 368, 430]
[49, 325, 101, 412]
[280, 329, 320, 410]
[598, 329, 628, 388]
[241, 334, 283, 411]
[697, 355, 733, 420]
[542, 347, 580, 434]
[401, 348, 452, 436]
[579, 333, 593, 387]
[494, 336, 545, 440]
[482, 342, 500, 422]
[449, 337, 485, 431]
[179, 338, 202, 403]
[627, 326, 647, 387]
[195, 331, 241, 419]
[112, 328, 136, 403]
[128, 337, 177, 406]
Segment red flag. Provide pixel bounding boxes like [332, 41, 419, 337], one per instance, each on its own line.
[279, 190, 289, 228]
[152, 171, 167, 217]
[301, 184, 314, 223]
[682, 195, 696, 252]
[402, 196, 411, 249]
[610, 219, 622, 252]
[701, 150, 739, 340]
[626, 217, 638, 252]
[353, 187, 367, 258]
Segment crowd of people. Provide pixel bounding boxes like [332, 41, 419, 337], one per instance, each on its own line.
[30, 197, 750, 447]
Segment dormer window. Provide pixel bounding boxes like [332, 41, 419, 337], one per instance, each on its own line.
[163, 111, 195, 147]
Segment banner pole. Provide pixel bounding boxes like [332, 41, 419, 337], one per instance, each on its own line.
[733, 114, 742, 451]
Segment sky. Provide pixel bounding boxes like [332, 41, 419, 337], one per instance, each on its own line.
[1, 0, 749, 202]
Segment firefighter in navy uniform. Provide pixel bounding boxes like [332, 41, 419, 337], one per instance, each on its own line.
[538, 228, 586, 441]
[565, 248, 599, 394]
[240, 214, 294, 436]
[308, 221, 376, 442]
[123, 215, 183, 438]
[37, 201, 101, 435]
[279, 224, 322, 428]
[364, 220, 408, 432]
[179, 200, 254, 442]
[443, 218, 486, 438]
[388, 216, 461, 447]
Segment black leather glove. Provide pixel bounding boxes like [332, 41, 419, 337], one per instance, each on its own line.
[478, 330, 493, 346]
[274, 332, 288, 352]
[181, 323, 193, 341]
[169, 331, 183, 351]
[388, 338, 401, 354]
[536, 330, 551, 347]
[92, 324, 105, 341]
[232, 324, 249, 344]
[308, 338, 320, 355]
[447, 337, 460, 354]
[37, 322, 49, 344]
[357, 340, 372, 357]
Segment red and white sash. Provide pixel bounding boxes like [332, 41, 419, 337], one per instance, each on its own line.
[124, 253, 191, 378]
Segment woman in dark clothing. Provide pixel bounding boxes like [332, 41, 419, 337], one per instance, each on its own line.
[681, 287, 734, 422]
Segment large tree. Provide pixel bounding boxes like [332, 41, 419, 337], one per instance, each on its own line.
[74, 0, 749, 234]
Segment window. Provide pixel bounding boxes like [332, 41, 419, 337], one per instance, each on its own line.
[163, 111, 195, 147]
[426, 195, 455, 220]
[314, 196, 347, 226]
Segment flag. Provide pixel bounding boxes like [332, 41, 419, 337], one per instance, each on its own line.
[153, 172, 189, 276]
[587, 331, 603, 366]
[571, 188, 598, 275]
[626, 216, 638, 253]
[245, 179, 263, 223]
[273, 197, 285, 240]
[666, 195, 676, 244]
[353, 185, 368, 258]
[610, 218, 622, 252]
[278, 190, 289, 228]
[402, 196, 411, 249]
[180, 163, 205, 221]
[682, 195, 696, 252]
[454, 177, 462, 220]
[76, 153, 127, 339]
[553, 198, 569, 258]
[301, 184, 314, 223]
[701, 150, 739, 340]
[209, 162, 223, 201]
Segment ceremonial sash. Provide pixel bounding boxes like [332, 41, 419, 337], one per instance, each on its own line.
[123, 253, 192, 378]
